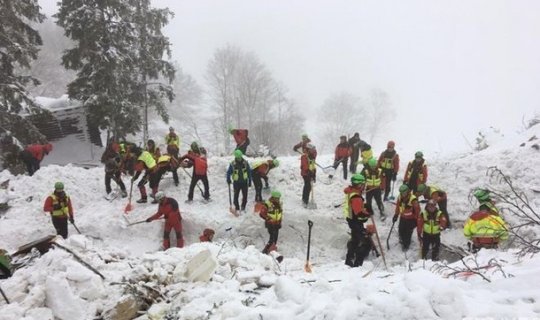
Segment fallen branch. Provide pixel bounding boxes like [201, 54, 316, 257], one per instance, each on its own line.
[52, 243, 105, 280]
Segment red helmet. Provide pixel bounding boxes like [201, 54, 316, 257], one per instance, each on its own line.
[387, 140, 395, 148]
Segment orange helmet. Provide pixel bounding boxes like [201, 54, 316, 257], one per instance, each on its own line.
[387, 140, 395, 148]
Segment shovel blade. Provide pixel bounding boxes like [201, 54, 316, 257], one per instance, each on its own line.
[229, 206, 239, 217]
[124, 202, 133, 214]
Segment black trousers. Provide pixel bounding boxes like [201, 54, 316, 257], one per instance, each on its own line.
[155, 166, 179, 186]
[345, 218, 370, 267]
[52, 216, 68, 239]
[188, 174, 210, 200]
[349, 151, 359, 173]
[382, 169, 394, 200]
[302, 175, 312, 204]
[365, 188, 384, 217]
[333, 158, 348, 179]
[398, 218, 417, 251]
[20, 151, 40, 176]
[253, 172, 268, 202]
[233, 181, 248, 210]
[421, 233, 441, 261]
[105, 171, 126, 194]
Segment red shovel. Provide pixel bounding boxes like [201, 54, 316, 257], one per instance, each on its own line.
[124, 180, 134, 214]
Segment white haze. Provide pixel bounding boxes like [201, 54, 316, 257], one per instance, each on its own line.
[38, 0, 540, 155]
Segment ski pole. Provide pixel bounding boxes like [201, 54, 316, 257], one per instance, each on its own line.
[386, 220, 396, 250]
[304, 220, 314, 273]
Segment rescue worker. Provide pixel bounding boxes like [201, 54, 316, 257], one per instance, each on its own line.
[132, 147, 159, 203]
[404, 151, 428, 192]
[104, 156, 127, 198]
[19, 143, 53, 176]
[146, 139, 161, 161]
[293, 134, 315, 156]
[179, 142, 210, 203]
[392, 184, 421, 251]
[165, 127, 180, 159]
[417, 200, 448, 261]
[0, 249, 12, 279]
[361, 158, 387, 221]
[463, 189, 508, 252]
[145, 192, 184, 249]
[343, 174, 372, 267]
[377, 140, 400, 201]
[330, 135, 350, 180]
[155, 154, 180, 187]
[300, 143, 317, 208]
[43, 182, 74, 239]
[199, 228, 215, 242]
[416, 184, 451, 228]
[226, 149, 252, 213]
[259, 190, 283, 254]
[252, 159, 279, 202]
[229, 126, 250, 155]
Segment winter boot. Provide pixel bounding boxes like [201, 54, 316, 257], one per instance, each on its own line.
[136, 198, 147, 203]
[121, 190, 128, 198]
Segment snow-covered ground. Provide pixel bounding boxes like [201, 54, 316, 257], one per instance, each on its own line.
[0, 125, 539, 319]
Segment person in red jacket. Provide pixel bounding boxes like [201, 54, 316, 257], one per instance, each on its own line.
[20, 143, 53, 176]
[43, 182, 74, 239]
[145, 192, 184, 249]
[343, 174, 372, 267]
[229, 127, 250, 155]
[131, 147, 160, 203]
[199, 228, 215, 242]
[330, 136, 350, 180]
[252, 159, 279, 202]
[392, 184, 421, 251]
[300, 144, 317, 208]
[416, 184, 451, 228]
[417, 200, 448, 260]
[146, 139, 161, 161]
[361, 158, 387, 221]
[378, 140, 400, 201]
[179, 142, 210, 202]
[404, 151, 428, 192]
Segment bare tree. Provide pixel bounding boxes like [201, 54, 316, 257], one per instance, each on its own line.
[366, 88, 395, 143]
[317, 92, 367, 152]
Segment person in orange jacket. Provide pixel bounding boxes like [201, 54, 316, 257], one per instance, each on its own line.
[417, 200, 448, 260]
[19, 143, 53, 176]
[43, 182, 74, 239]
[330, 135, 350, 180]
[145, 192, 184, 249]
[300, 144, 317, 207]
[229, 126, 250, 154]
[199, 228, 215, 242]
[343, 174, 372, 267]
[378, 140, 400, 201]
[392, 184, 421, 251]
[252, 159, 279, 202]
[403, 151, 428, 192]
[179, 142, 210, 203]
[259, 190, 283, 254]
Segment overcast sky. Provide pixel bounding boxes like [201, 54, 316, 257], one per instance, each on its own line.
[40, 0, 540, 155]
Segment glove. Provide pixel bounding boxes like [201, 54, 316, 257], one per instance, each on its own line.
[392, 172, 397, 181]
[53, 203, 62, 210]
[69, 217, 74, 224]
[392, 215, 398, 223]
[146, 218, 152, 223]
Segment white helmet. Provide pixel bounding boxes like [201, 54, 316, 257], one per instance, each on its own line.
[155, 191, 166, 201]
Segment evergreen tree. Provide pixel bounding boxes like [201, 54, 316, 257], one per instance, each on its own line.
[55, 0, 174, 139]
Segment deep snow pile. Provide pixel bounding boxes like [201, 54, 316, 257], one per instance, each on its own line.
[0, 125, 539, 319]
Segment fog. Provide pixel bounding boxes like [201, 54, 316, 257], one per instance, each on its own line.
[39, 0, 540, 155]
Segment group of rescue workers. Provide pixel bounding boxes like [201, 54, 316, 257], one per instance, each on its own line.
[13, 125, 509, 268]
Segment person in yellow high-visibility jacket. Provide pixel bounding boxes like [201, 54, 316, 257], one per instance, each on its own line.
[463, 189, 509, 252]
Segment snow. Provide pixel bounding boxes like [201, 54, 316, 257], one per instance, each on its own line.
[0, 124, 539, 319]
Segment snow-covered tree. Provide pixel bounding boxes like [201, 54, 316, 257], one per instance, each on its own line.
[55, 0, 174, 140]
